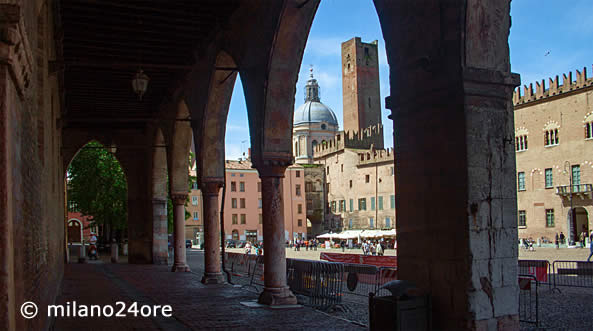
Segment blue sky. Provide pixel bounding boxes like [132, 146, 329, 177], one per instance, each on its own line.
[224, 0, 593, 159]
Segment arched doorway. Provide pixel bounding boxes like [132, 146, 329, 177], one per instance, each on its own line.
[232, 230, 239, 241]
[67, 219, 82, 243]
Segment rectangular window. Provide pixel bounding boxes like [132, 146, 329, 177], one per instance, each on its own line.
[370, 197, 376, 211]
[378, 196, 383, 210]
[192, 181, 198, 190]
[258, 199, 262, 208]
[339, 200, 346, 212]
[365, 174, 370, 183]
[586, 122, 592, 139]
[241, 214, 246, 224]
[231, 173, 235, 177]
[307, 199, 313, 211]
[572, 165, 581, 186]
[231, 181, 236, 192]
[369, 217, 374, 229]
[305, 182, 313, 192]
[327, 183, 330, 192]
[349, 180, 352, 188]
[240, 173, 244, 177]
[239, 182, 245, 192]
[257, 182, 261, 192]
[326, 166, 329, 174]
[518, 172, 525, 191]
[349, 199, 354, 212]
[296, 170, 301, 178]
[298, 204, 303, 214]
[348, 219, 353, 229]
[385, 217, 391, 228]
[331, 201, 336, 213]
[191, 196, 198, 205]
[298, 219, 303, 227]
[296, 184, 301, 196]
[193, 212, 199, 220]
[545, 209, 554, 227]
[259, 214, 262, 224]
[358, 198, 367, 211]
[232, 214, 238, 224]
[231, 198, 237, 208]
[545, 168, 553, 188]
[341, 164, 344, 172]
[518, 210, 526, 227]
[240, 198, 246, 208]
[391, 167, 394, 176]
[390, 195, 395, 209]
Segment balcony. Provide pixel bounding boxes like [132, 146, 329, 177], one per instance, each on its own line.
[556, 184, 593, 199]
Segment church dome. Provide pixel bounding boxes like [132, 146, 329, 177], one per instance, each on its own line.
[293, 67, 338, 127]
[294, 101, 338, 126]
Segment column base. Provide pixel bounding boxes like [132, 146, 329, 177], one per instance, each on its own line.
[201, 272, 225, 284]
[257, 286, 297, 306]
[171, 263, 191, 272]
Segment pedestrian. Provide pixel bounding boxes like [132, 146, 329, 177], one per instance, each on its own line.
[580, 230, 587, 248]
[370, 242, 376, 256]
[555, 233, 559, 249]
[377, 242, 384, 256]
[362, 241, 368, 255]
[340, 240, 345, 252]
[245, 241, 252, 255]
[559, 232, 565, 245]
[588, 231, 593, 262]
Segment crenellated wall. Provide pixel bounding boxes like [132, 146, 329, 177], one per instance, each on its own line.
[513, 66, 593, 106]
[357, 147, 394, 166]
[312, 124, 385, 158]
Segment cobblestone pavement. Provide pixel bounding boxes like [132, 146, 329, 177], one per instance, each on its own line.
[52, 258, 363, 330]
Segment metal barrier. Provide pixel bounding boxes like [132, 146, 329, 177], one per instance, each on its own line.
[552, 260, 593, 289]
[342, 263, 380, 297]
[249, 255, 265, 288]
[518, 274, 538, 325]
[286, 258, 344, 310]
[518, 259, 551, 288]
[375, 267, 398, 296]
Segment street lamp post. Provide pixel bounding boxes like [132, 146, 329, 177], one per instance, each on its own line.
[564, 161, 575, 245]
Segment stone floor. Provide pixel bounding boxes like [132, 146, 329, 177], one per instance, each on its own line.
[51, 261, 362, 330]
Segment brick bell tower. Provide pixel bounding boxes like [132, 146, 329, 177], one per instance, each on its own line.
[341, 37, 384, 149]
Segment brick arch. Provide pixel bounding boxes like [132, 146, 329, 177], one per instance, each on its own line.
[238, 0, 320, 168]
[168, 100, 193, 195]
[63, 138, 128, 181]
[192, 50, 238, 184]
[152, 127, 168, 200]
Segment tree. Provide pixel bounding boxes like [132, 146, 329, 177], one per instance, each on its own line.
[67, 141, 127, 243]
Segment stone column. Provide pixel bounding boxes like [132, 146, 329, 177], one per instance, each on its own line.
[171, 193, 190, 272]
[152, 198, 168, 264]
[201, 180, 224, 284]
[256, 165, 297, 306]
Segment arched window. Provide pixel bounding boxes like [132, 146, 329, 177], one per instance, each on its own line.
[543, 121, 560, 146]
[515, 127, 528, 152]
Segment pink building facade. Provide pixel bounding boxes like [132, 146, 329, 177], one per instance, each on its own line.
[222, 160, 307, 243]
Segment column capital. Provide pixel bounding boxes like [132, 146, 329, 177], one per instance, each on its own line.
[200, 177, 223, 196]
[170, 193, 187, 205]
[152, 198, 167, 204]
[252, 152, 292, 177]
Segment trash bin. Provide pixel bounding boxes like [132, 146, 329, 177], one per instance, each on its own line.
[369, 281, 431, 331]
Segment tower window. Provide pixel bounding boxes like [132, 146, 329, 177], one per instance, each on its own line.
[586, 121, 593, 139]
[515, 135, 528, 151]
[321, 124, 327, 130]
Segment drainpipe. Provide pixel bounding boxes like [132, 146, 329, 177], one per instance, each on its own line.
[219, 179, 232, 284]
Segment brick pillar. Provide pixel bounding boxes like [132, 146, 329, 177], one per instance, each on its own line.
[201, 180, 224, 284]
[171, 194, 190, 272]
[256, 165, 297, 306]
[152, 199, 168, 265]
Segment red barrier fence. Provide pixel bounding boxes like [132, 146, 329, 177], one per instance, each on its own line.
[320, 252, 397, 268]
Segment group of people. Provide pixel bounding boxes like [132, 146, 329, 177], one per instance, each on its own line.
[361, 240, 385, 256]
[244, 241, 263, 256]
[290, 239, 318, 251]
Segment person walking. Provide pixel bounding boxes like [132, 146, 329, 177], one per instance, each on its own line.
[587, 230, 593, 262]
[245, 241, 252, 255]
[376, 242, 384, 256]
[555, 233, 559, 249]
[559, 232, 565, 245]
